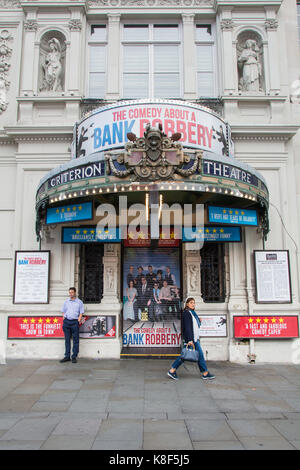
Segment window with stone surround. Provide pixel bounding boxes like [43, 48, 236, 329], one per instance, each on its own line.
[201, 243, 226, 302]
[87, 24, 107, 98]
[79, 244, 104, 303]
[121, 22, 182, 99]
[195, 23, 217, 98]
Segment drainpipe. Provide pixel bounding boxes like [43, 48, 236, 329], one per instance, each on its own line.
[245, 228, 256, 364]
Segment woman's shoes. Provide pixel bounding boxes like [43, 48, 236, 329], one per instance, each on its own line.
[167, 370, 179, 380]
[202, 371, 215, 380]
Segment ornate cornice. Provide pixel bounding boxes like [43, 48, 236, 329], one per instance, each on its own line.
[88, 0, 214, 7]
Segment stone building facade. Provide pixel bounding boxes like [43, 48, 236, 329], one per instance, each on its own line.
[0, 0, 300, 363]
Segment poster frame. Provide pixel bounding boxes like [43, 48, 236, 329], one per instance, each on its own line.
[233, 315, 299, 339]
[79, 315, 117, 339]
[254, 250, 292, 304]
[7, 315, 63, 339]
[13, 251, 51, 305]
[199, 315, 228, 338]
[121, 241, 183, 350]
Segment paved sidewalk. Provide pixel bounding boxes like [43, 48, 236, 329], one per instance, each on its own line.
[0, 359, 300, 450]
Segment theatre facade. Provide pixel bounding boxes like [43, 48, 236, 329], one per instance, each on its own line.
[0, 0, 300, 363]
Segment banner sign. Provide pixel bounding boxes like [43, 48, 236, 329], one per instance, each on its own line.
[208, 206, 258, 226]
[74, 99, 233, 160]
[47, 162, 105, 191]
[79, 315, 116, 338]
[13, 251, 50, 304]
[7, 315, 116, 339]
[46, 202, 93, 225]
[254, 250, 292, 303]
[7, 316, 64, 339]
[62, 227, 121, 243]
[124, 228, 180, 247]
[203, 160, 260, 188]
[183, 226, 241, 242]
[233, 315, 299, 339]
[199, 315, 227, 337]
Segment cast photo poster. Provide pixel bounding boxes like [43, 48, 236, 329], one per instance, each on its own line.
[122, 247, 181, 348]
[79, 315, 116, 338]
[254, 250, 292, 303]
[13, 251, 50, 304]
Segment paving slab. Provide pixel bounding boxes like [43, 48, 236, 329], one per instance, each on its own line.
[41, 435, 95, 450]
[0, 416, 61, 441]
[0, 359, 300, 450]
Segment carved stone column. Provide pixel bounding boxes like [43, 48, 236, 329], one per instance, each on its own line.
[106, 13, 121, 100]
[219, 10, 236, 94]
[68, 13, 82, 95]
[182, 13, 197, 100]
[183, 245, 203, 305]
[264, 12, 280, 93]
[21, 13, 38, 95]
[100, 243, 122, 310]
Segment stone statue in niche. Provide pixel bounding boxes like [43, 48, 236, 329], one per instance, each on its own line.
[237, 34, 264, 93]
[39, 34, 65, 92]
[0, 75, 8, 112]
[188, 264, 199, 291]
[0, 29, 12, 113]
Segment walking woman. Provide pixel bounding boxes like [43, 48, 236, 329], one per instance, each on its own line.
[167, 297, 215, 380]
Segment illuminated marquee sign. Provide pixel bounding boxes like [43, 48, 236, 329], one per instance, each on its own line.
[74, 99, 233, 159]
[208, 206, 258, 226]
[46, 202, 93, 224]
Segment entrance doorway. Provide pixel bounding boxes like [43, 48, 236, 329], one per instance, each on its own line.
[121, 245, 182, 356]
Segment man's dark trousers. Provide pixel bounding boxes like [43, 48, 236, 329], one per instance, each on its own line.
[62, 318, 79, 359]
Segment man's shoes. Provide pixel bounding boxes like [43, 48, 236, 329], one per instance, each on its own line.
[60, 357, 70, 363]
[202, 371, 215, 380]
[72, 358, 77, 363]
[167, 370, 178, 380]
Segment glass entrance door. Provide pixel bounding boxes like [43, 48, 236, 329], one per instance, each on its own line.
[122, 246, 181, 352]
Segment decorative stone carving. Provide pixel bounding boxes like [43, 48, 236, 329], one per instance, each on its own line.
[237, 31, 264, 93]
[88, 0, 213, 6]
[264, 19, 278, 31]
[188, 264, 199, 291]
[68, 19, 82, 32]
[0, 29, 13, 114]
[220, 19, 235, 31]
[106, 123, 202, 181]
[39, 31, 66, 93]
[24, 20, 38, 32]
[0, 0, 21, 7]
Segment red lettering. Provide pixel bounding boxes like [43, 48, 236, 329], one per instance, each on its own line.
[176, 121, 187, 142]
[197, 124, 206, 146]
[188, 122, 197, 145]
[164, 119, 175, 137]
[145, 334, 150, 344]
[206, 127, 213, 148]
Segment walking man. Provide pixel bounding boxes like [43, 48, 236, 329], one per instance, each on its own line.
[60, 287, 84, 363]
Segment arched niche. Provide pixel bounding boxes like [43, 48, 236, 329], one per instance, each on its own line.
[236, 30, 265, 93]
[38, 30, 66, 93]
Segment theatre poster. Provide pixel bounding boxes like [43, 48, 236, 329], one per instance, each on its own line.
[254, 250, 292, 303]
[13, 251, 50, 304]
